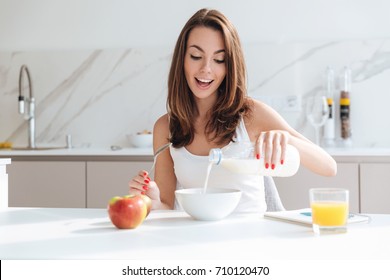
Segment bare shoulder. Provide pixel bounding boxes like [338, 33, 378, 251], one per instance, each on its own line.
[153, 114, 170, 146]
[246, 97, 308, 139]
[154, 114, 169, 132]
[249, 98, 277, 117]
[245, 98, 285, 129]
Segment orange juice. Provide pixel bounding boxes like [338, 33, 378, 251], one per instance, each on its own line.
[311, 201, 348, 226]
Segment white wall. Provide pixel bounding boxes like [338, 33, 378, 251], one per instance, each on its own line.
[1, 0, 390, 148]
[1, 0, 389, 50]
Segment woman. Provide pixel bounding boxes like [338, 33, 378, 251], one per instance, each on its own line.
[129, 8, 337, 212]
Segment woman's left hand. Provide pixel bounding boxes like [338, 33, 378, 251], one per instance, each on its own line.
[255, 130, 290, 170]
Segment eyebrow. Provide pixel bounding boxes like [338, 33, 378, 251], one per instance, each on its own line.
[189, 45, 225, 54]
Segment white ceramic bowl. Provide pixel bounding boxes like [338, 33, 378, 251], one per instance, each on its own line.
[127, 134, 153, 148]
[175, 188, 242, 221]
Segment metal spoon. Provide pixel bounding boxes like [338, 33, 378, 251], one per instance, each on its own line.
[148, 143, 171, 174]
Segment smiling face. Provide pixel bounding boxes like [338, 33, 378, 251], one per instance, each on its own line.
[184, 26, 226, 102]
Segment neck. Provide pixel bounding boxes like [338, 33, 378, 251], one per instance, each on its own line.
[195, 94, 217, 118]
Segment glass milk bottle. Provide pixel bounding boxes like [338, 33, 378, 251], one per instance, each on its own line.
[209, 141, 300, 177]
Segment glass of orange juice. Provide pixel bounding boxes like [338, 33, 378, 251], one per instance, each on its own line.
[309, 188, 349, 234]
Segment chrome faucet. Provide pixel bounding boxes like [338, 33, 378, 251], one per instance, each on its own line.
[18, 65, 36, 149]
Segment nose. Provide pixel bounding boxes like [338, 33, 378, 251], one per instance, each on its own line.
[200, 59, 212, 73]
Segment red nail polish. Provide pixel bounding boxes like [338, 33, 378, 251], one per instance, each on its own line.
[271, 164, 275, 170]
[256, 154, 260, 159]
[265, 163, 269, 169]
[141, 191, 146, 195]
[143, 185, 149, 190]
[143, 172, 147, 177]
[281, 159, 284, 165]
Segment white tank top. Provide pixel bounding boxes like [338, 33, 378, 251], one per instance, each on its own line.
[170, 118, 266, 214]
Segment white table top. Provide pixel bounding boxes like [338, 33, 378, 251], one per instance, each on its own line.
[1, 207, 389, 260]
[0, 158, 11, 164]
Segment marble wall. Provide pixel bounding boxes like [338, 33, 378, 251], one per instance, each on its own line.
[1, 38, 390, 148]
[0, 48, 171, 148]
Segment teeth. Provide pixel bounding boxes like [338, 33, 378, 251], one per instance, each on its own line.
[197, 78, 212, 83]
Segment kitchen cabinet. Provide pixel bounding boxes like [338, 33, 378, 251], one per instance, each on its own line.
[360, 163, 390, 214]
[6, 159, 152, 208]
[0, 158, 11, 208]
[86, 161, 153, 208]
[3, 150, 390, 213]
[7, 161, 86, 208]
[274, 163, 360, 213]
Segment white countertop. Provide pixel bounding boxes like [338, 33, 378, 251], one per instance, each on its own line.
[2, 146, 390, 158]
[325, 147, 390, 156]
[0, 147, 153, 157]
[0, 207, 389, 260]
[0, 147, 390, 160]
[0, 146, 388, 156]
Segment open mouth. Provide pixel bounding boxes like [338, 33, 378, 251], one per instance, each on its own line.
[195, 77, 213, 87]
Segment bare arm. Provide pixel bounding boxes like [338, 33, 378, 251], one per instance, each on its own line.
[247, 99, 337, 177]
[150, 115, 177, 209]
[128, 114, 176, 210]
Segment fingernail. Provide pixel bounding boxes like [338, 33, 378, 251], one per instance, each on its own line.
[265, 163, 269, 169]
[147, 176, 151, 181]
[144, 179, 150, 184]
[143, 172, 147, 177]
[143, 185, 149, 190]
[281, 159, 284, 165]
[271, 164, 275, 170]
[256, 154, 260, 160]
[141, 191, 146, 195]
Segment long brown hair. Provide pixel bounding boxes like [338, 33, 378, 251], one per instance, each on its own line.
[167, 8, 251, 148]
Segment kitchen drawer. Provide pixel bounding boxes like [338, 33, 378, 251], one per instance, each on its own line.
[360, 163, 390, 214]
[274, 163, 360, 213]
[86, 161, 153, 208]
[8, 161, 86, 208]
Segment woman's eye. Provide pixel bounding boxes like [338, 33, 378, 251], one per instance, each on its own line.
[214, 59, 225, 64]
[190, 55, 201, 60]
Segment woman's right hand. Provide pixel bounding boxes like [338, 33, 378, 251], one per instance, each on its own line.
[128, 170, 161, 203]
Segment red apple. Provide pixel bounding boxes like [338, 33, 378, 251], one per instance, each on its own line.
[107, 195, 147, 229]
[140, 194, 152, 217]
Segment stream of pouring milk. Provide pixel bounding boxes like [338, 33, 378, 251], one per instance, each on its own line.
[202, 159, 253, 194]
[202, 162, 214, 194]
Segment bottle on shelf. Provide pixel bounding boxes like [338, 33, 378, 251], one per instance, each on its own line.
[339, 66, 352, 147]
[323, 66, 336, 147]
[209, 141, 300, 177]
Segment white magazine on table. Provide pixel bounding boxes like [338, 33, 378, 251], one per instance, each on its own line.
[264, 208, 370, 226]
